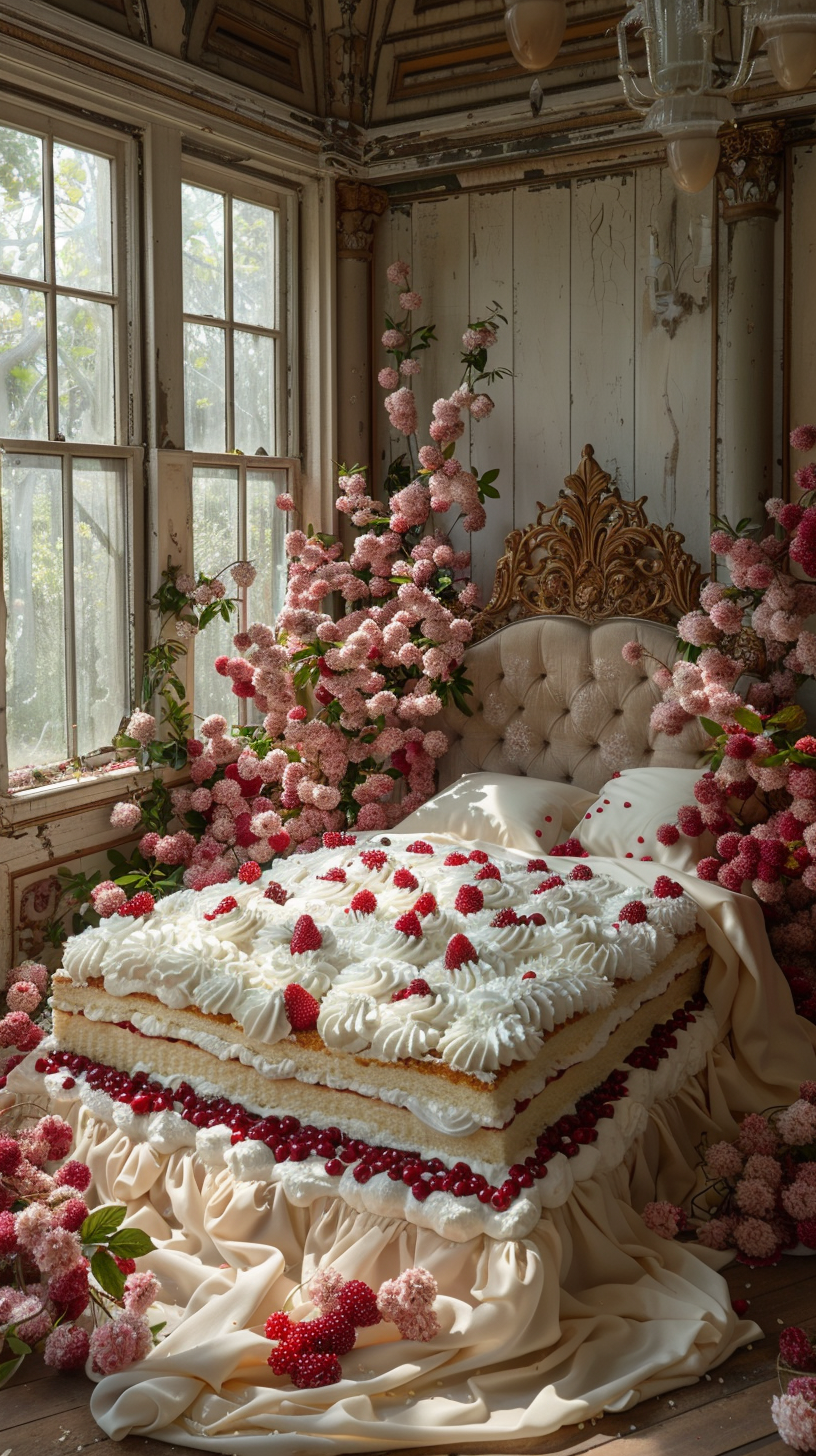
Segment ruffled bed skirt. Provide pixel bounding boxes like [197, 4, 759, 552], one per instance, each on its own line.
[4, 1047, 764, 1456]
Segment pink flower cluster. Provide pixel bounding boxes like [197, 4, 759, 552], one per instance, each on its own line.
[4, 960, 47, 1024]
[686, 1087, 816, 1265]
[641, 1201, 687, 1239]
[105, 260, 503, 888]
[0, 1109, 158, 1377]
[625, 430, 816, 1011]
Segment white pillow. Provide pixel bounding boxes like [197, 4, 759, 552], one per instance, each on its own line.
[575, 767, 713, 870]
[395, 772, 597, 855]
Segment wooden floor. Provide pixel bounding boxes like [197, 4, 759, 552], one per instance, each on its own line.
[2, 1256, 811, 1456]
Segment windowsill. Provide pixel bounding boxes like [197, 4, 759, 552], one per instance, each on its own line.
[2, 758, 187, 816]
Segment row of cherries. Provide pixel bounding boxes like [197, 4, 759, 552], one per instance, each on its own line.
[32, 990, 705, 1213]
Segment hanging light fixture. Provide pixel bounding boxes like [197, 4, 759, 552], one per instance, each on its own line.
[616, 2, 816, 192]
[504, 0, 567, 72]
[506, 1, 816, 194]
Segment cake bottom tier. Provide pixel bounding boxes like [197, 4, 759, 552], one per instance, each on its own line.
[3, 1030, 755, 1456]
[51, 957, 705, 1169]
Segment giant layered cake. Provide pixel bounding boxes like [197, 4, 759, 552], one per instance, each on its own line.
[51, 834, 707, 1174]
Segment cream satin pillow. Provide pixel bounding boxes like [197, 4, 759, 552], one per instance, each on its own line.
[575, 767, 713, 870]
[395, 772, 597, 855]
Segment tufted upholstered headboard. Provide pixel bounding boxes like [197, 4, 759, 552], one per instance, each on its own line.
[436, 446, 709, 795]
[436, 616, 708, 795]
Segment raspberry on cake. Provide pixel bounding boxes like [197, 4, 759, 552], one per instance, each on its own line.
[445, 935, 478, 970]
[290, 915, 323, 954]
[349, 890, 377, 915]
[284, 985, 320, 1031]
[454, 885, 484, 915]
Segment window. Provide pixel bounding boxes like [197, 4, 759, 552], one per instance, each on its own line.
[192, 456, 294, 723]
[2, 443, 134, 774]
[0, 120, 123, 443]
[0, 111, 136, 789]
[184, 164, 296, 723]
[181, 172, 285, 455]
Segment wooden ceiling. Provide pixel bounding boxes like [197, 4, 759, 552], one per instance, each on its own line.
[39, 0, 627, 124]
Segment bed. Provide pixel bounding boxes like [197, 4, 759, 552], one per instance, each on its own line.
[6, 446, 816, 1456]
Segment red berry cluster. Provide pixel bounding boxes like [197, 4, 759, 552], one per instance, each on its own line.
[359, 849, 388, 870]
[624, 996, 704, 1071]
[264, 1280, 381, 1387]
[406, 841, 435, 855]
[349, 889, 377, 915]
[237, 861, 262, 885]
[475, 864, 501, 882]
[290, 915, 323, 954]
[394, 911, 423, 938]
[489, 907, 547, 928]
[263, 881, 287, 904]
[391, 979, 432, 1002]
[318, 867, 347, 884]
[393, 868, 418, 890]
[454, 885, 483, 915]
[322, 832, 357, 849]
[549, 839, 588, 858]
[618, 900, 648, 925]
[204, 895, 238, 921]
[35, 993, 705, 1213]
[117, 891, 155, 919]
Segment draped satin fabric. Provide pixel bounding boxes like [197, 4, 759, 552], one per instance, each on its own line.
[8, 852, 816, 1454]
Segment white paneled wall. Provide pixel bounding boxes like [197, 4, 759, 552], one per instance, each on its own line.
[372, 168, 716, 599]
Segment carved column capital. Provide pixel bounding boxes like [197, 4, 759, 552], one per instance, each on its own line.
[717, 120, 786, 222]
[336, 180, 389, 261]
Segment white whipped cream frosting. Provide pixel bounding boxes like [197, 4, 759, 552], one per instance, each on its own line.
[59, 835, 699, 1077]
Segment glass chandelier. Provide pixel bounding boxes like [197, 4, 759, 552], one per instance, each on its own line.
[504, 0, 816, 192]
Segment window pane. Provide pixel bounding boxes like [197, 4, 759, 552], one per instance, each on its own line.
[2, 453, 67, 771]
[54, 143, 113, 295]
[192, 467, 238, 723]
[184, 321, 226, 452]
[234, 329, 275, 454]
[73, 458, 129, 756]
[0, 284, 47, 439]
[232, 197, 277, 327]
[56, 295, 115, 443]
[0, 125, 44, 282]
[247, 469, 287, 625]
[182, 184, 225, 319]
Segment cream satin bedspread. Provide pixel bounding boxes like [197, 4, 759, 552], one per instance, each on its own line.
[10, 852, 816, 1455]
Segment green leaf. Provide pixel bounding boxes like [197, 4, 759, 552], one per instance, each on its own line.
[479, 468, 500, 488]
[734, 707, 763, 734]
[5, 1332, 32, 1356]
[0, 1356, 24, 1385]
[91, 1248, 127, 1300]
[480, 484, 500, 499]
[699, 717, 724, 740]
[150, 1322, 167, 1339]
[107, 1227, 155, 1259]
[80, 1204, 126, 1245]
[768, 704, 807, 731]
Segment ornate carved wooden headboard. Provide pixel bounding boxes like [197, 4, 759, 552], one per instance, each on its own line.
[471, 443, 704, 639]
[437, 445, 709, 795]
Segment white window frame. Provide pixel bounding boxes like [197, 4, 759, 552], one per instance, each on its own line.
[181, 157, 296, 459]
[0, 99, 142, 804]
[0, 98, 136, 448]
